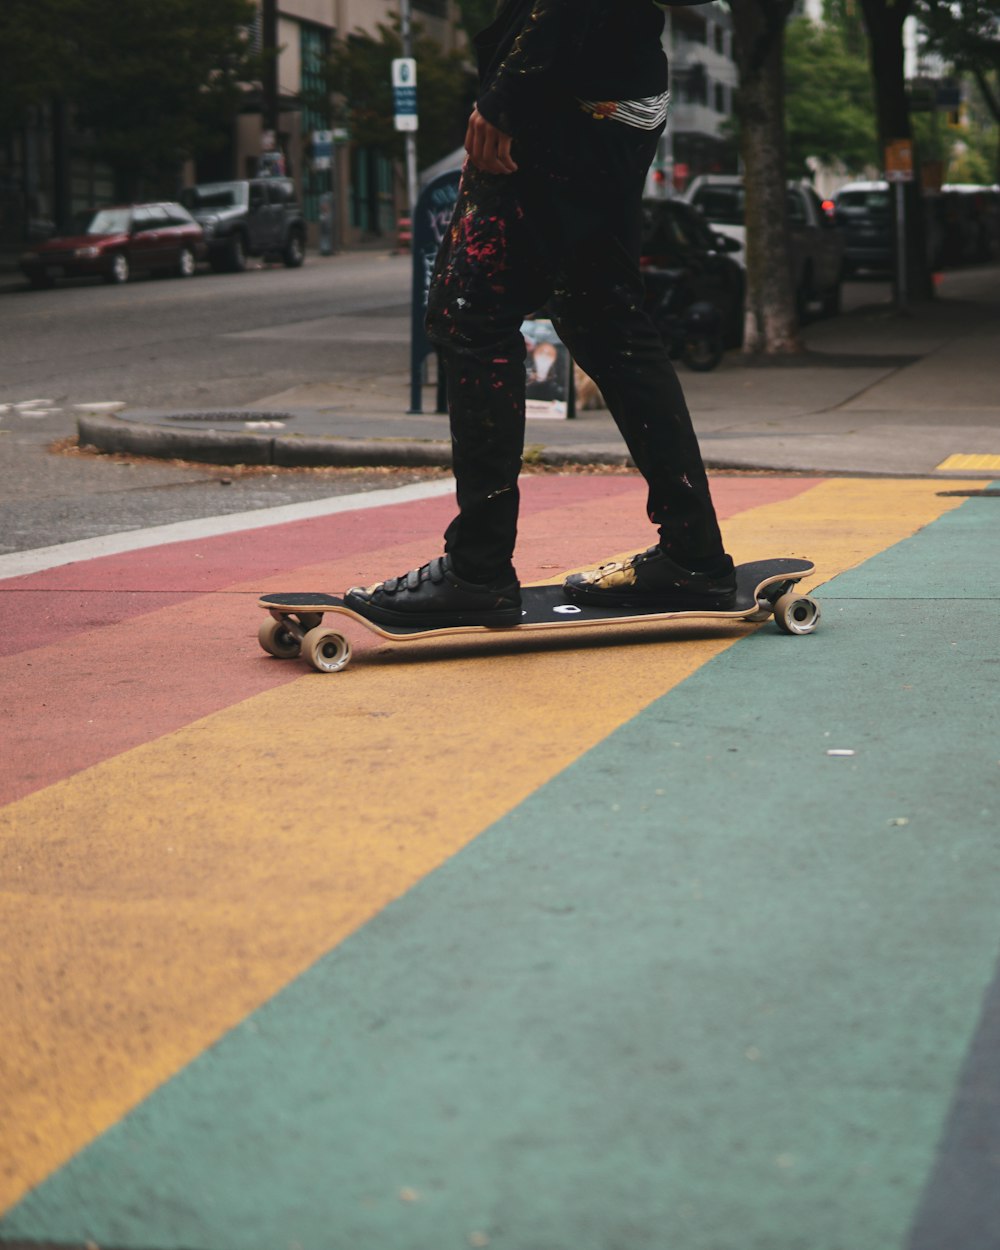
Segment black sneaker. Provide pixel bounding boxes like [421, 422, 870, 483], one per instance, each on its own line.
[564, 546, 736, 608]
[345, 555, 522, 628]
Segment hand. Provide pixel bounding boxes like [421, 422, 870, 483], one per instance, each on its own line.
[465, 107, 518, 175]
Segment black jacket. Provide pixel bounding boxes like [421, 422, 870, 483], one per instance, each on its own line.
[475, 0, 709, 134]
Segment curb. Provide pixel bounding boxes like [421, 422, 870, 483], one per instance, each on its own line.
[76, 412, 635, 470]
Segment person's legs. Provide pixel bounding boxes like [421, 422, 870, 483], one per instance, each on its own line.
[430, 162, 557, 582]
[550, 235, 728, 570]
[545, 123, 734, 607]
[344, 162, 554, 627]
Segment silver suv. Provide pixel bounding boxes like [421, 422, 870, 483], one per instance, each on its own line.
[684, 175, 845, 318]
[181, 178, 307, 273]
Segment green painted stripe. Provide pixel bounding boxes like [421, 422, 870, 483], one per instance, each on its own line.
[3, 495, 998, 1250]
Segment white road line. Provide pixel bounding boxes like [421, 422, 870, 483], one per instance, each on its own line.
[0, 478, 456, 580]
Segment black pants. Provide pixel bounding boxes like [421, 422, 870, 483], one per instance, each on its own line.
[426, 109, 726, 582]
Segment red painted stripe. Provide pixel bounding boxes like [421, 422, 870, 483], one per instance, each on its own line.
[0, 476, 822, 806]
[0, 477, 640, 658]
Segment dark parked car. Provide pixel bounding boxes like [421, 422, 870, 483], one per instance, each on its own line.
[640, 197, 745, 350]
[180, 178, 307, 272]
[19, 203, 206, 288]
[834, 181, 893, 275]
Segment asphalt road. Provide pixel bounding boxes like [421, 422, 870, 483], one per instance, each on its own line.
[0, 253, 893, 555]
[0, 252, 443, 555]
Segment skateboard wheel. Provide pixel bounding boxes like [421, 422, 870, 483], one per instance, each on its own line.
[302, 626, 352, 673]
[258, 616, 302, 659]
[773, 593, 821, 635]
[747, 604, 773, 623]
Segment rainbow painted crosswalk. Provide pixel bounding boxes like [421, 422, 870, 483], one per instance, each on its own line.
[2, 474, 997, 1249]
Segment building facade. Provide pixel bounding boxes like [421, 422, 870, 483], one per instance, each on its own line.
[200, 0, 466, 249]
[0, 1, 466, 261]
[654, 1, 739, 195]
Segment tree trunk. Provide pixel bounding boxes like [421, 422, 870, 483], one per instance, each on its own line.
[859, 0, 935, 300]
[730, 0, 801, 355]
[971, 65, 1000, 182]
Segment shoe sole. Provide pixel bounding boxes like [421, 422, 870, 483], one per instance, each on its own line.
[344, 594, 523, 630]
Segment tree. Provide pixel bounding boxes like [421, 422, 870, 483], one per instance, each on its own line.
[729, 0, 802, 355]
[919, 0, 1000, 179]
[328, 21, 475, 169]
[66, 0, 261, 199]
[0, 0, 73, 136]
[784, 17, 878, 176]
[857, 0, 935, 299]
[455, 0, 497, 44]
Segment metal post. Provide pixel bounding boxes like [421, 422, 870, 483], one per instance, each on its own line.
[895, 179, 907, 311]
[400, 0, 419, 216]
[261, 0, 279, 135]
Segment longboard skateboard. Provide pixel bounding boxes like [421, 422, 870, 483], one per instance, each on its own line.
[256, 558, 819, 673]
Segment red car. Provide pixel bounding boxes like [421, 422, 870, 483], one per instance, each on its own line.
[20, 202, 207, 288]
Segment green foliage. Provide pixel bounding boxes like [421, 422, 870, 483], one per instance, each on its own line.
[0, 0, 75, 132]
[71, 0, 261, 190]
[455, 0, 498, 42]
[0, 0, 261, 191]
[784, 17, 879, 175]
[329, 21, 475, 167]
[918, 0, 1000, 82]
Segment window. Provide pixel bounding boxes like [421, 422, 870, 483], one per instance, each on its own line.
[714, 25, 725, 55]
[714, 83, 725, 112]
[162, 204, 195, 226]
[300, 22, 331, 223]
[269, 179, 295, 204]
[786, 192, 807, 225]
[692, 185, 745, 225]
[181, 182, 247, 211]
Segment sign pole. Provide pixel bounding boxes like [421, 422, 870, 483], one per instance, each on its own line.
[399, 0, 419, 216]
[895, 180, 907, 311]
[885, 139, 914, 313]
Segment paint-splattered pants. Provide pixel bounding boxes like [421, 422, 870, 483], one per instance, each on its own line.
[426, 112, 727, 582]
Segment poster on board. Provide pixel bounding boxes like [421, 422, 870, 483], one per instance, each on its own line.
[522, 319, 572, 419]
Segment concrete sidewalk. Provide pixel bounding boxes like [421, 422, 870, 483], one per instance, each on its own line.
[78, 265, 1000, 478]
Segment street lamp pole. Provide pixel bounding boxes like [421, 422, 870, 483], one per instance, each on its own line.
[400, 0, 419, 215]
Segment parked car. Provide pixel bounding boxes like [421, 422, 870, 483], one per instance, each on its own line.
[834, 181, 893, 275]
[180, 178, 307, 272]
[19, 203, 206, 288]
[683, 174, 845, 318]
[835, 179, 997, 274]
[640, 197, 745, 355]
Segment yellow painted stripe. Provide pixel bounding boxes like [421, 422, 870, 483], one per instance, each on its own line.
[936, 453, 1000, 472]
[0, 479, 977, 1213]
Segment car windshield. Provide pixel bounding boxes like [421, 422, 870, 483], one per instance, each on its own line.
[692, 185, 745, 225]
[75, 208, 132, 235]
[837, 190, 890, 212]
[181, 183, 248, 210]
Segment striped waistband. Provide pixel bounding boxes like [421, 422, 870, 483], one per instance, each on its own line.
[577, 91, 670, 130]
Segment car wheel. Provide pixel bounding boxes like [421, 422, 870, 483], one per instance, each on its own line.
[282, 230, 305, 268]
[681, 334, 724, 372]
[227, 235, 248, 272]
[104, 253, 130, 284]
[28, 273, 55, 289]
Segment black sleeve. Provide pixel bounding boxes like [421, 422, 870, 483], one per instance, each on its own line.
[476, 0, 601, 133]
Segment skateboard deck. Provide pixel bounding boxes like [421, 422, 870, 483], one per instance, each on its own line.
[257, 558, 818, 673]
